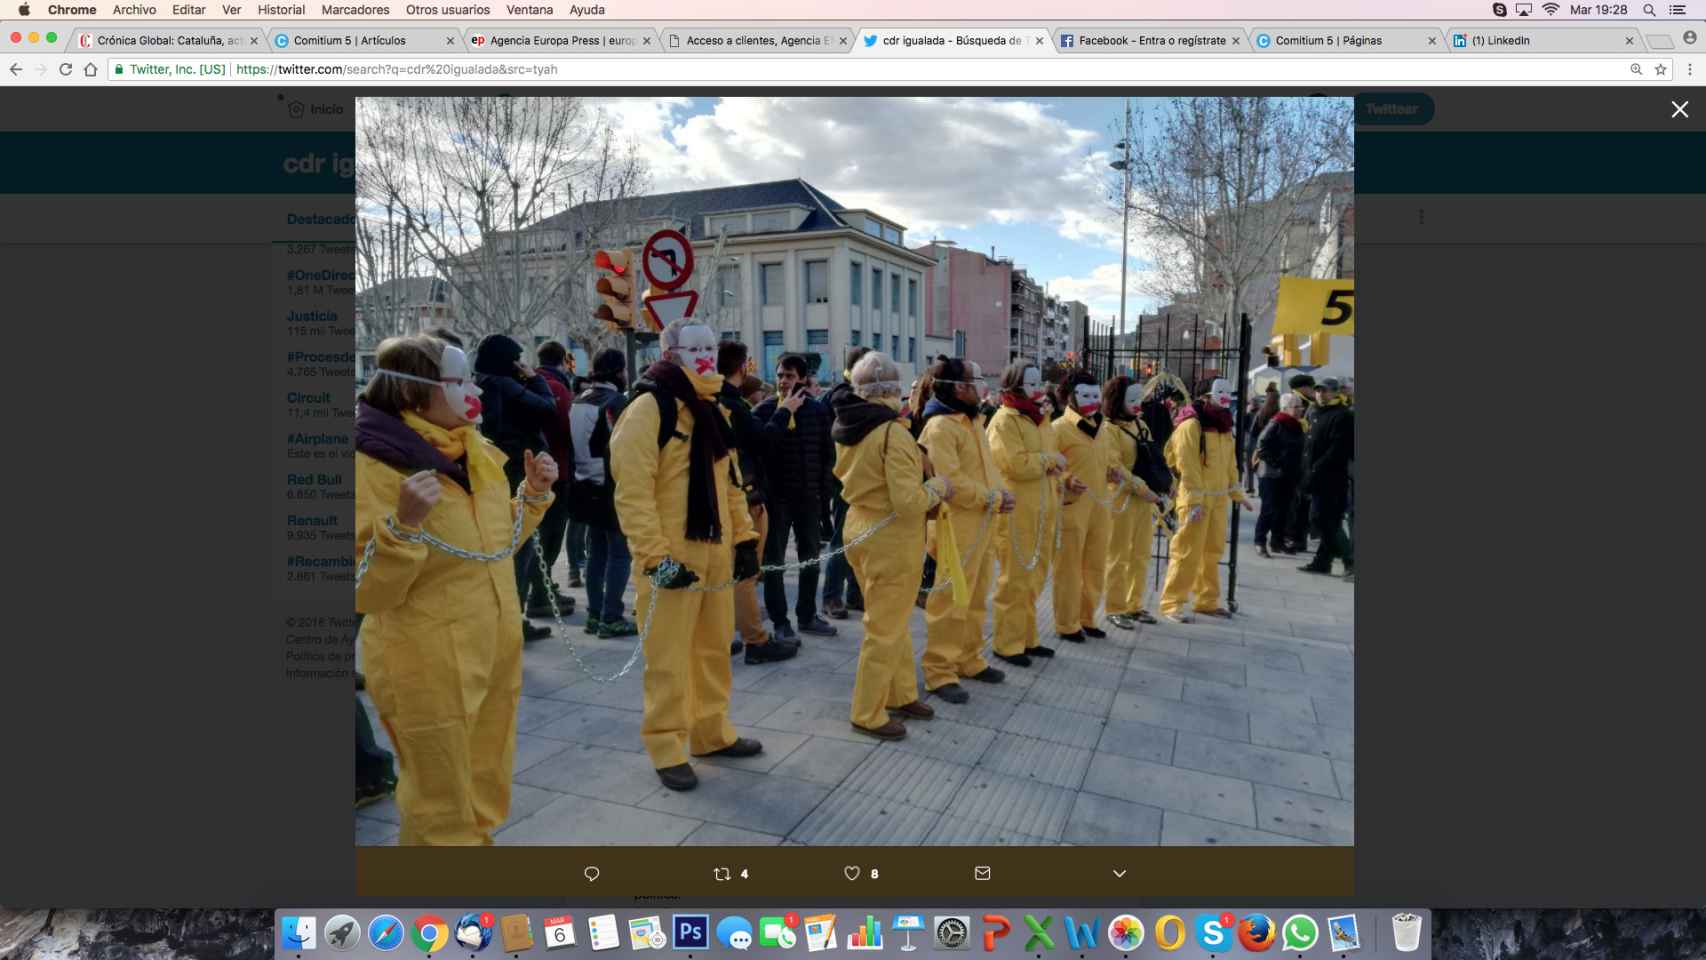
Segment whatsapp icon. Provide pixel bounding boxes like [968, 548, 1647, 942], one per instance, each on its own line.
[1282, 915, 1320, 951]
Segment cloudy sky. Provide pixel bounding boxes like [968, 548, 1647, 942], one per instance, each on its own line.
[604, 96, 1166, 322]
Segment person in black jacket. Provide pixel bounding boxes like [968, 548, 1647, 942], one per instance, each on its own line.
[819, 345, 870, 621]
[1298, 378, 1355, 575]
[716, 340, 798, 664]
[474, 333, 560, 641]
[752, 353, 838, 641]
[1284, 373, 1318, 552]
[1252, 392, 1306, 558]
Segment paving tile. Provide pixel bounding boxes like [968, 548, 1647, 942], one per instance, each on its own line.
[1022, 677, 1117, 717]
[1000, 702, 1108, 750]
[1082, 751, 1257, 827]
[548, 675, 647, 711]
[927, 688, 1021, 730]
[496, 794, 701, 845]
[1127, 650, 1247, 687]
[1036, 657, 1126, 691]
[1109, 691, 1249, 742]
[1172, 732, 1339, 798]
[1247, 664, 1353, 700]
[1095, 718, 1178, 765]
[788, 787, 941, 845]
[975, 733, 1094, 790]
[769, 736, 878, 787]
[1248, 714, 1354, 762]
[529, 704, 646, 752]
[1118, 666, 1187, 701]
[760, 667, 861, 702]
[1050, 637, 1132, 669]
[514, 696, 583, 734]
[1312, 695, 1354, 730]
[1333, 761, 1355, 801]
[887, 717, 999, 765]
[513, 732, 577, 776]
[1292, 621, 1354, 644]
[1160, 811, 1315, 845]
[355, 815, 399, 846]
[925, 816, 1054, 845]
[697, 729, 810, 774]
[752, 696, 868, 743]
[1188, 638, 1305, 673]
[946, 768, 1078, 841]
[1128, 630, 1191, 657]
[1061, 792, 1163, 845]
[639, 763, 831, 836]
[1299, 649, 1355, 679]
[501, 783, 566, 831]
[680, 823, 785, 846]
[1253, 783, 1354, 844]
[843, 747, 974, 811]
[514, 742, 666, 805]
[521, 666, 585, 699]
[727, 691, 795, 725]
[1183, 679, 1317, 724]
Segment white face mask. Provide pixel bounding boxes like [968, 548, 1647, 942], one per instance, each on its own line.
[672, 325, 719, 379]
[1073, 384, 1100, 415]
[1124, 384, 1143, 416]
[1210, 378, 1233, 408]
[1021, 367, 1044, 403]
[437, 346, 483, 424]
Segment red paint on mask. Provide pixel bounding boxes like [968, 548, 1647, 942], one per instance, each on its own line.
[694, 357, 716, 375]
[464, 395, 483, 420]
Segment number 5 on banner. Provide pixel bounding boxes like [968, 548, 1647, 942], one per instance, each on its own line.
[1274, 277, 1355, 337]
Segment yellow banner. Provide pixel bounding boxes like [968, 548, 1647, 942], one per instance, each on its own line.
[1274, 277, 1355, 337]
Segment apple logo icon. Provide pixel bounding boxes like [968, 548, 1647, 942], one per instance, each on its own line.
[18, 3, 31, 15]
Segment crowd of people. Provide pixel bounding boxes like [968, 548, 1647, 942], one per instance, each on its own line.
[353, 318, 1356, 842]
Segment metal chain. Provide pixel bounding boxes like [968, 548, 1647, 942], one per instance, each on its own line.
[352, 493, 532, 592]
[1007, 477, 1056, 573]
[922, 492, 999, 595]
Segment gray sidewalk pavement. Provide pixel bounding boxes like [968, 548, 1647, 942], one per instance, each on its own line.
[357, 499, 1353, 846]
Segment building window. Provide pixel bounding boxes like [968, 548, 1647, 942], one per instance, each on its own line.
[908, 278, 918, 318]
[890, 273, 901, 314]
[709, 214, 746, 236]
[863, 219, 882, 239]
[720, 329, 738, 342]
[763, 331, 785, 380]
[752, 210, 788, 233]
[883, 225, 902, 245]
[807, 329, 829, 347]
[761, 263, 784, 307]
[804, 260, 829, 304]
[909, 337, 917, 363]
[892, 335, 900, 356]
[871, 268, 883, 316]
[849, 261, 862, 306]
[851, 330, 861, 346]
[955, 331, 967, 357]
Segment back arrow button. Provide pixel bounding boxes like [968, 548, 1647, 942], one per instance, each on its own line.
[8, 62, 20, 77]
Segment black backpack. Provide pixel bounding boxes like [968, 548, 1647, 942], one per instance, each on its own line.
[1127, 424, 1173, 498]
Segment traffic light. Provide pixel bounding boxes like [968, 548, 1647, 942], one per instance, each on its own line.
[593, 248, 636, 330]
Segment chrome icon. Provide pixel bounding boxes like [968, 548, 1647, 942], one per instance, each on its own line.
[412, 914, 450, 954]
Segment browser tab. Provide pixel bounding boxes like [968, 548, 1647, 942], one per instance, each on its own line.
[658, 27, 855, 54]
[1249, 27, 1449, 53]
[1444, 26, 1648, 51]
[70, 26, 264, 52]
[1053, 27, 1250, 54]
[851, 28, 1051, 56]
[465, 27, 657, 53]
[265, 26, 466, 51]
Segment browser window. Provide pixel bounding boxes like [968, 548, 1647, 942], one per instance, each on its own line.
[1, 0, 1702, 954]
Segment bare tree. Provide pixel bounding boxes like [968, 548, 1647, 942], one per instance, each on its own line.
[356, 96, 649, 351]
[1107, 97, 1354, 335]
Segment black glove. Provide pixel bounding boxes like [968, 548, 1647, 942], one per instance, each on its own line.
[647, 557, 700, 590]
[733, 541, 760, 581]
[821, 503, 836, 540]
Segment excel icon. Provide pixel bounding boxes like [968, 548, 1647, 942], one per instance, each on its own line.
[1024, 916, 1055, 951]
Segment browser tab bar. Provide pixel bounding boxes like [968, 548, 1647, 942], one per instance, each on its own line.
[658, 27, 855, 54]
[1053, 26, 1250, 54]
[1248, 26, 1449, 52]
[851, 28, 1052, 56]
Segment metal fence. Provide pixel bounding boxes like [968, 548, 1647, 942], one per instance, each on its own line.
[1079, 313, 1255, 609]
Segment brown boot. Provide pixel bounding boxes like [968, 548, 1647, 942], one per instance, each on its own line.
[853, 719, 907, 740]
[890, 701, 935, 721]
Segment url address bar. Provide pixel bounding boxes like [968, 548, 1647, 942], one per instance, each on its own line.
[101, 56, 1676, 84]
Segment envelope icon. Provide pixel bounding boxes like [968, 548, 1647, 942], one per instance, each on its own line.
[974, 866, 992, 881]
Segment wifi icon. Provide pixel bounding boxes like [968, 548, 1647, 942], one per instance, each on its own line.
[1541, 1, 1559, 11]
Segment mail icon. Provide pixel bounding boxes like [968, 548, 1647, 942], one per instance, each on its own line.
[973, 866, 992, 881]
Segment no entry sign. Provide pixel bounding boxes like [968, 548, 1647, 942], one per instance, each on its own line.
[641, 228, 694, 291]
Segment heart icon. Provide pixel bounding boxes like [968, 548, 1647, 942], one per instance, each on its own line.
[843, 865, 860, 881]
[584, 866, 601, 882]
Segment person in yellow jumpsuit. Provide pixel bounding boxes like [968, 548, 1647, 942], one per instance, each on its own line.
[831, 352, 954, 739]
[609, 318, 764, 792]
[355, 334, 558, 845]
[918, 358, 1015, 704]
[987, 361, 1067, 667]
[1051, 370, 1118, 643]
[1096, 376, 1166, 630]
[1159, 379, 1250, 623]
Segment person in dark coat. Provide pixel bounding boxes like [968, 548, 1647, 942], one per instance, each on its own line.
[1252, 392, 1306, 557]
[570, 348, 636, 638]
[819, 346, 871, 621]
[1245, 388, 1280, 495]
[752, 353, 838, 641]
[716, 341, 798, 663]
[474, 333, 560, 641]
[527, 340, 580, 618]
[1298, 378, 1355, 575]
[1284, 373, 1318, 552]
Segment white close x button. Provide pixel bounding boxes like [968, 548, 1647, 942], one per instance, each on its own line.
[1673, 100, 1691, 118]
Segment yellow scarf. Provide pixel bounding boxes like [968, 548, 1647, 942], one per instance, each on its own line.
[402, 410, 510, 495]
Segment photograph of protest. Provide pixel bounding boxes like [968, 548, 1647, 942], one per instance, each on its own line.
[352, 95, 1356, 847]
